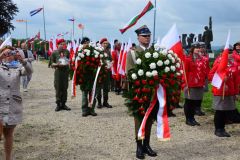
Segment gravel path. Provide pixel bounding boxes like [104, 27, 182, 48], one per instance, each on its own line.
[1, 61, 240, 160]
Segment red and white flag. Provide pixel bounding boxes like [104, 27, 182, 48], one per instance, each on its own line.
[160, 24, 185, 61]
[119, 39, 132, 76]
[211, 30, 231, 89]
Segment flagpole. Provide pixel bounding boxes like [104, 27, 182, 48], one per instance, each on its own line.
[72, 17, 75, 40]
[26, 19, 28, 39]
[82, 28, 84, 40]
[43, 6, 47, 40]
[152, 0, 157, 45]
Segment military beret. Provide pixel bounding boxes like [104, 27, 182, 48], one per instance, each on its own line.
[57, 39, 65, 45]
[135, 25, 151, 35]
[100, 38, 108, 44]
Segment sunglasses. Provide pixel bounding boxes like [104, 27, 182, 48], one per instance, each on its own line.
[140, 35, 151, 38]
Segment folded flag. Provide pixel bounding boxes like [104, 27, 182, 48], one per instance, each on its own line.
[30, 8, 43, 16]
[119, 1, 154, 34]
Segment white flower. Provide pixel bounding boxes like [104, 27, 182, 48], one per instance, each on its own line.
[145, 52, 151, 58]
[86, 51, 90, 56]
[170, 66, 176, 71]
[152, 70, 158, 76]
[176, 63, 180, 68]
[176, 72, 181, 76]
[138, 69, 144, 76]
[167, 54, 172, 59]
[161, 49, 168, 56]
[149, 63, 156, 69]
[79, 53, 85, 58]
[164, 67, 170, 73]
[104, 53, 108, 57]
[94, 50, 99, 55]
[100, 54, 104, 58]
[157, 60, 163, 66]
[177, 57, 181, 62]
[168, 50, 174, 54]
[164, 59, 170, 65]
[131, 73, 137, 80]
[180, 70, 183, 74]
[153, 52, 159, 58]
[84, 49, 90, 53]
[136, 58, 142, 65]
[171, 57, 176, 63]
[146, 71, 153, 77]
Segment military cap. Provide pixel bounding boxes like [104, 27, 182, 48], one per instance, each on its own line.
[81, 37, 90, 44]
[135, 25, 151, 35]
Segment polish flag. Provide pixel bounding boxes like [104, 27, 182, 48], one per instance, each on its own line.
[160, 24, 185, 61]
[211, 30, 230, 89]
[119, 39, 132, 76]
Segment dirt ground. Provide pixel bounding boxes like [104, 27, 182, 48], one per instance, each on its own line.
[1, 61, 240, 160]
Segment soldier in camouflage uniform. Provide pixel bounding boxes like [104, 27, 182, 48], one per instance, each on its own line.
[49, 39, 71, 112]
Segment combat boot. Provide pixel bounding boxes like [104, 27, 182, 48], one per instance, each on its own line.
[136, 139, 145, 159]
[143, 137, 157, 157]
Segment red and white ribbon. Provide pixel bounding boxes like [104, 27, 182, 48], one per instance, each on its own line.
[71, 58, 79, 98]
[89, 65, 102, 107]
[156, 84, 170, 140]
[138, 84, 170, 141]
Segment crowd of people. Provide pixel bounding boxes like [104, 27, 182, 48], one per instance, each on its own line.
[1, 26, 240, 159]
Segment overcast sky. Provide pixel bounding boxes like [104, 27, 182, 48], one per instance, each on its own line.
[11, 0, 240, 46]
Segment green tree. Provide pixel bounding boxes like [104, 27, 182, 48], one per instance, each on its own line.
[0, 0, 18, 37]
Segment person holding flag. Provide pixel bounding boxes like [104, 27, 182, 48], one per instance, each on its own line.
[126, 25, 157, 159]
[209, 46, 239, 137]
[182, 42, 207, 126]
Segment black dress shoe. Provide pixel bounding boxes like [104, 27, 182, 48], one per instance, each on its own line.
[62, 104, 71, 111]
[186, 119, 196, 126]
[103, 103, 112, 108]
[195, 110, 205, 116]
[97, 104, 103, 109]
[192, 119, 200, 126]
[82, 112, 90, 117]
[55, 105, 62, 112]
[215, 129, 231, 137]
[143, 145, 157, 157]
[90, 111, 97, 116]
